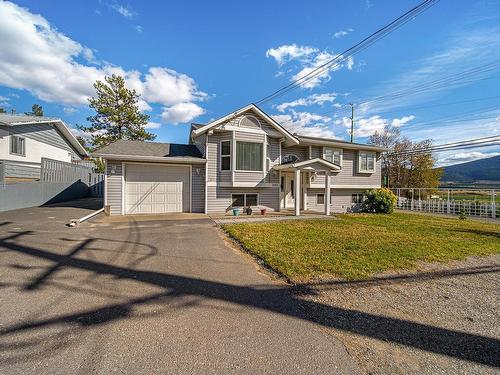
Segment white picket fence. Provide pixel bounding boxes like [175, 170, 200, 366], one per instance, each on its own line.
[391, 188, 498, 219]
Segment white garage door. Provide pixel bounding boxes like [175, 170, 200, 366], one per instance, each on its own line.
[125, 164, 190, 214]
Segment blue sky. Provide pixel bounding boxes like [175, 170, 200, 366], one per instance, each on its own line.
[0, 0, 499, 165]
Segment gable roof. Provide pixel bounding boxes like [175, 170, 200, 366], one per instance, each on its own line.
[191, 103, 299, 145]
[0, 114, 89, 157]
[273, 157, 341, 171]
[93, 139, 205, 164]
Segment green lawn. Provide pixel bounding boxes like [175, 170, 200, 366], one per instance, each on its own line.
[222, 213, 500, 281]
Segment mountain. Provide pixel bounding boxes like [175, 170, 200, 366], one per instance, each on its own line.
[440, 155, 500, 186]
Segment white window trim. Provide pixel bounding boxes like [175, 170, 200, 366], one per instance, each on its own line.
[231, 193, 260, 207]
[323, 147, 342, 167]
[235, 140, 265, 173]
[10, 135, 26, 157]
[317, 193, 333, 205]
[220, 140, 231, 172]
[358, 151, 376, 173]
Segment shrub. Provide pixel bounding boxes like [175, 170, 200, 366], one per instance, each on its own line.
[363, 188, 397, 214]
[459, 207, 466, 220]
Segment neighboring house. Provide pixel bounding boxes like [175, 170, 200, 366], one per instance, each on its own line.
[94, 104, 387, 216]
[0, 114, 88, 181]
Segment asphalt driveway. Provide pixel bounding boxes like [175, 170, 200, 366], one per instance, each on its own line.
[0, 201, 360, 374]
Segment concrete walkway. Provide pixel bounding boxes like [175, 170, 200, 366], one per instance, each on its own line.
[0, 202, 360, 374]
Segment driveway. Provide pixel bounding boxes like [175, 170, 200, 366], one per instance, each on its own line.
[0, 201, 360, 374]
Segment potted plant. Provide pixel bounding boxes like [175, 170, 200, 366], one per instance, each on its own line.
[260, 207, 267, 215]
[246, 206, 252, 215]
[232, 207, 240, 216]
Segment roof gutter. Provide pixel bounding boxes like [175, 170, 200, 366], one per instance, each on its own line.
[297, 136, 388, 152]
[92, 153, 207, 164]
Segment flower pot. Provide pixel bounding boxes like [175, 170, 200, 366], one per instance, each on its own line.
[232, 208, 240, 216]
[246, 207, 252, 215]
[260, 208, 267, 215]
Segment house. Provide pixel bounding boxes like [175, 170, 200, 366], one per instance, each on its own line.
[0, 114, 89, 181]
[94, 104, 387, 216]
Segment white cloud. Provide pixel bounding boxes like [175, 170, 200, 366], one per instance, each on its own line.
[333, 28, 353, 39]
[0, 1, 207, 124]
[141, 67, 207, 106]
[272, 110, 337, 138]
[438, 151, 500, 166]
[391, 115, 415, 127]
[135, 25, 143, 33]
[337, 114, 416, 137]
[161, 102, 205, 125]
[63, 107, 77, 114]
[276, 92, 339, 112]
[265, 44, 318, 66]
[110, 2, 134, 18]
[145, 121, 161, 129]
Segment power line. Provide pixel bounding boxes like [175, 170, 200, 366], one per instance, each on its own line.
[389, 134, 500, 155]
[357, 61, 500, 106]
[255, 0, 440, 106]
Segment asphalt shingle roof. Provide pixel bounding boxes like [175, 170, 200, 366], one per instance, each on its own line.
[0, 114, 59, 125]
[94, 139, 203, 158]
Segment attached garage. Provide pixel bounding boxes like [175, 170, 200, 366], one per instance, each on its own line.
[96, 140, 206, 216]
[125, 164, 191, 214]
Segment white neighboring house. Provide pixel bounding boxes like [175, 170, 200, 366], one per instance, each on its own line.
[0, 114, 89, 181]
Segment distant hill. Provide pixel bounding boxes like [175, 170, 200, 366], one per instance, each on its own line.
[440, 155, 500, 186]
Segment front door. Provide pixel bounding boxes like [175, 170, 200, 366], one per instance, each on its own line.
[283, 173, 295, 208]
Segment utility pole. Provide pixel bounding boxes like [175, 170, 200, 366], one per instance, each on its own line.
[349, 103, 354, 143]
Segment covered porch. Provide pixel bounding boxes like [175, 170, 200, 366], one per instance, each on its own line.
[274, 158, 341, 216]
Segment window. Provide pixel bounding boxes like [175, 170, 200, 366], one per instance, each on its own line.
[352, 193, 365, 204]
[236, 141, 263, 171]
[323, 148, 342, 166]
[358, 151, 376, 173]
[221, 141, 231, 171]
[317, 194, 325, 205]
[10, 136, 26, 156]
[317, 193, 334, 205]
[280, 176, 285, 192]
[231, 193, 259, 207]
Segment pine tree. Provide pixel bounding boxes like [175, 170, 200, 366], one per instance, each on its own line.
[25, 104, 43, 116]
[78, 74, 155, 148]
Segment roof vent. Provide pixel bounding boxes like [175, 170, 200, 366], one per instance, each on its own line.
[238, 115, 261, 130]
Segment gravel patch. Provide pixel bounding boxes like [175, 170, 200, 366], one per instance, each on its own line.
[300, 255, 500, 374]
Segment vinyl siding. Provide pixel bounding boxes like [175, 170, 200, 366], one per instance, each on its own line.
[191, 164, 205, 213]
[1, 123, 82, 160]
[311, 145, 322, 159]
[281, 145, 308, 161]
[306, 188, 365, 213]
[106, 160, 123, 215]
[192, 134, 206, 157]
[206, 186, 280, 213]
[310, 149, 381, 188]
[0, 160, 40, 179]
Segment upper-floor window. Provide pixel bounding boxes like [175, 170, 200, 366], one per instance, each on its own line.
[323, 147, 342, 166]
[220, 140, 231, 171]
[10, 136, 26, 156]
[358, 151, 376, 173]
[236, 141, 263, 171]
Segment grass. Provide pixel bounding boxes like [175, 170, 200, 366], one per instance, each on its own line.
[222, 212, 500, 281]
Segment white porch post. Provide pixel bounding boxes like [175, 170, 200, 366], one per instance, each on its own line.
[303, 172, 308, 211]
[294, 169, 301, 216]
[325, 170, 331, 215]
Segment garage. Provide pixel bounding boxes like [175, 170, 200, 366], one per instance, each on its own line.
[125, 163, 191, 214]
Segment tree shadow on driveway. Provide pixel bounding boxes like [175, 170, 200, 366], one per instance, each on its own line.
[0, 231, 499, 368]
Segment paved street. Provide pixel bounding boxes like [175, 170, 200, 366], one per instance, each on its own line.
[0, 200, 359, 374]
